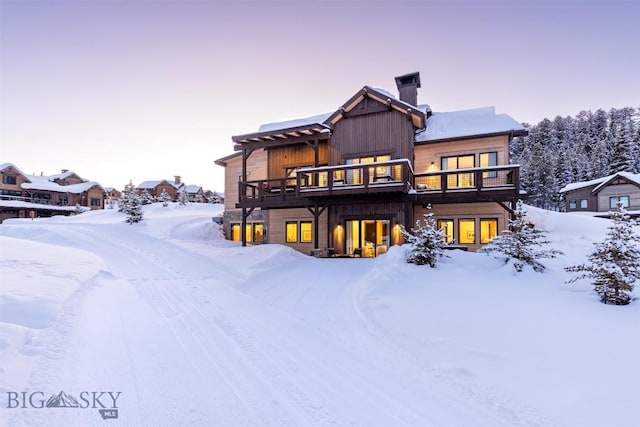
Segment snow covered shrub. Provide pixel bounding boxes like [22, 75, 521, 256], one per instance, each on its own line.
[479, 200, 562, 272]
[178, 190, 189, 205]
[140, 189, 154, 205]
[159, 189, 171, 207]
[121, 187, 144, 224]
[565, 202, 639, 305]
[401, 205, 449, 267]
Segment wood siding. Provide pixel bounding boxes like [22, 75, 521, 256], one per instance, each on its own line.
[268, 208, 328, 253]
[597, 182, 640, 212]
[415, 202, 510, 252]
[268, 143, 328, 178]
[414, 135, 509, 173]
[329, 102, 414, 164]
[563, 186, 598, 212]
[224, 149, 268, 211]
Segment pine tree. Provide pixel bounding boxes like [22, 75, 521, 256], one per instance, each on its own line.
[565, 202, 639, 305]
[479, 200, 563, 272]
[122, 187, 144, 224]
[178, 189, 189, 205]
[401, 205, 449, 267]
[140, 189, 154, 205]
[159, 189, 171, 207]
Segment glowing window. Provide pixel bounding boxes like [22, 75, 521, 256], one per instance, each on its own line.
[480, 218, 498, 244]
[300, 222, 312, 243]
[286, 222, 298, 243]
[459, 219, 475, 244]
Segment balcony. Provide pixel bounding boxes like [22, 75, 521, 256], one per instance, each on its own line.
[413, 164, 521, 203]
[237, 161, 520, 208]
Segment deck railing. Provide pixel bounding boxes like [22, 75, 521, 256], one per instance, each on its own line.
[413, 165, 519, 194]
[238, 162, 520, 205]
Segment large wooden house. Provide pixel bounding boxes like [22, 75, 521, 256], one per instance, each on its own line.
[0, 163, 104, 222]
[216, 72, 527, 256]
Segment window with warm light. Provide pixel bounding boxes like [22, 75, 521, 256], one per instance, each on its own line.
[300, 222, 312, 243]
[480, 152, 498, 178]
[441, 154, 475, 188]
[286, 222, 298, 243]
[458, 219, 475, 244]
[480, 218, 498, 244]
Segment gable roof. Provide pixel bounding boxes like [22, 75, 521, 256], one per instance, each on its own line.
[592, 172, 640, 194]
[415, 107, 527, 143]
[559, 171, 640, 194]
[137, 180, 180, 190]
[0, 162, 32, 183]
[325, 86, 425, 129]
[48, 170, 83, 182]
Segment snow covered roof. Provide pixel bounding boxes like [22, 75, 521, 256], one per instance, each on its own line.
[559, 176, 608, 194]
[258, 112, 333, 133]
[559, 172, 640, 194]
[416, 107, 527, 143]
[21, 174, 102, 193]
[0, 162, 32, 182]
[137, 180, 180, 190]
[0, 199, 87, 212]
[48, 170, 81, 181]
[592, 172, 640, 193]
[182, 185, 202, 193]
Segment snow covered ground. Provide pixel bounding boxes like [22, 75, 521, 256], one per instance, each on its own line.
[0, 203, 638, 427]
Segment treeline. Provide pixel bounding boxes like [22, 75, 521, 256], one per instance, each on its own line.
[510, 107, 640, 211]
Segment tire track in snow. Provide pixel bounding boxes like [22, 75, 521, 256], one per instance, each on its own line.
[349, 261, 553, 427]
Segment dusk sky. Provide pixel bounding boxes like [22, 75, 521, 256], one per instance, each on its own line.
[1, 0, 639, 192]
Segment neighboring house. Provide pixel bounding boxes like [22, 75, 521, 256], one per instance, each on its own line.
[0, 163, 104, 222]
[204, 190, 224, 204]
[215, 72, 527, 256]
[136, 176, 183, 201]
[559, 171, 640, 216]
[104, 187, 122, 202]
[179, 184, 205, 202]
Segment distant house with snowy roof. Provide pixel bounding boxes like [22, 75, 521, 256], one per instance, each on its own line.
[176, 184, 203, 202]
[559, 171, 640, 216]
[0, 163, 104, 222]
[216, 72, 528, 254]
[136, 176, 184, 201]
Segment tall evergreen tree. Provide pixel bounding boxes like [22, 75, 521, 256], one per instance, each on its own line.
[401, 205, 449, 267]
[479, 201, 563, 272]
[122, 187, 144, 224]
[565, 202, 640, 305]
[140, 189, 154, 205]
[159, 189, 171, 207]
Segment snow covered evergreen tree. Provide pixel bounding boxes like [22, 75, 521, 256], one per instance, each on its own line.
[401, 205, 449, 267]
[511, 107, 639, 211]
[159, 189, 171, 207]
[178, 189, 189, 205]
[479, 200, 563, 272]
[122, 187, 144, 224]
[565, 202, 639, 305]
[140, 189, 154, 205]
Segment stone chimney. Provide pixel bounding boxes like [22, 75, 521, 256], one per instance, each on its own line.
[174, 175, 182, 185]
[394, 72, 421, 107]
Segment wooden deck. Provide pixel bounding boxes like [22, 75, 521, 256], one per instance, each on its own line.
[237, 161, 521, 209]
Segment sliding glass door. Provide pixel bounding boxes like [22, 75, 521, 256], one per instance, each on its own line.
[346, 219, 390, 257]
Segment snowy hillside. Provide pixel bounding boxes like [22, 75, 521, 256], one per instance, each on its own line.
[0, 203, 638, 427]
